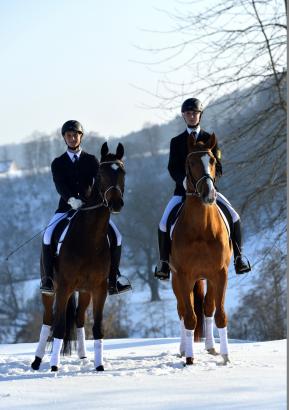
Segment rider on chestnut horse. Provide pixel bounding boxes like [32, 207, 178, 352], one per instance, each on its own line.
[155, 98, 251, 280]
[40, 120, 131, 296]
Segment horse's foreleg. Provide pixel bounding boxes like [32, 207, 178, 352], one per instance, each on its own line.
[76, 292, 91, 359]
[172, 275, 186, 357]
[204, 280, 218, 355]
[92, 281, 107, 371]
[31, 295, 54, 370]
[31, 324, 51, 370]
[179, 318, 186, 357]
[50, 288, 71, 371]
[214, 269, 230, 364]
[181, 278, 197, 365]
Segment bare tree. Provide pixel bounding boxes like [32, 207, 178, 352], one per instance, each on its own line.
[117, 133, 171, 301]
[229, 246, 286, 341]
[138, 0, 286, 239]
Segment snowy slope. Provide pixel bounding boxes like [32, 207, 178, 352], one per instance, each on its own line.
[0, 338, 286, 410]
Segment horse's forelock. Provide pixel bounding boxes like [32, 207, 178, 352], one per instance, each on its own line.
[102, 153, 118, 162]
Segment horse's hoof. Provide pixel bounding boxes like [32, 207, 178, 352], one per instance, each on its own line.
[207, 347, 219, 356]
[221, 354, 230, 365]
[80, 356, 87, 359]
[96, 365, 104, 372]
[185, 357, 194, 366]
[51, 366, 58, 372]
[31, 356, 42, 370]
[179, 350, 185, 358]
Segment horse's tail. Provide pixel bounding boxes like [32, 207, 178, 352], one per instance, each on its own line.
[62, 292, 77, 355]
[194, 280, 204, 342]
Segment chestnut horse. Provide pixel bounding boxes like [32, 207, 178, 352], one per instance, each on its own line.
[171, 133, 232, 365]
[31, 142, 125, 372]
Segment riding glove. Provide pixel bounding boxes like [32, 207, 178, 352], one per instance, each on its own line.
[68, 197, 83, 210]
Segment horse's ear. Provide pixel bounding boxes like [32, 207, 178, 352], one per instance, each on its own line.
[208, 133, 217, 150]
[116, 143, 124, 160]
[101, 142, 109, 159]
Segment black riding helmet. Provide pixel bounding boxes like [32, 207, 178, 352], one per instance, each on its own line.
[61, 120, 83, 136]
[181, 98, 204, 113]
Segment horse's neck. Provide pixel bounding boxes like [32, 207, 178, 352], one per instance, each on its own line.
[80, 207, 110, 241]
[183, 197, 219, 234]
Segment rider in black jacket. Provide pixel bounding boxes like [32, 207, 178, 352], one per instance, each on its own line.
[40, 120, 131, 296]
[155, 98, 251, 280]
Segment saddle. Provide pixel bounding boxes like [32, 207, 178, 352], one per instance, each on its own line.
[51, 211, 116, 256]
[167, 199, 234, 241]
[51, 210, 77, 255]
[166, 202, 184, 240]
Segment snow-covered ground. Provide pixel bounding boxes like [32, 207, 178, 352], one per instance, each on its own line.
[0, 338, 286, 410]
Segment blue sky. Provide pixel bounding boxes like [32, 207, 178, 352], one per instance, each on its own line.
[0, 0, 184, 145]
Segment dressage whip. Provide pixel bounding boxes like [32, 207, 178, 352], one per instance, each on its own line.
[4, 211, 71, 261]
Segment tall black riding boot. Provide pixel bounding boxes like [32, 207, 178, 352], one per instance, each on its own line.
[40, 244, 55, 295]
[108, 245, 132, 295]
[154, 229, 171, 280]
[232, 220, 251, 274]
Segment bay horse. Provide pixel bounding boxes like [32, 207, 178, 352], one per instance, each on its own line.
[171, 133, 232, 365]
[31, 142, 125, 372]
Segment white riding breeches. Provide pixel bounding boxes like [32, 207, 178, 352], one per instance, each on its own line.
[108, 219, 122, 246]
[159, 192, 240, 233]
[159, 196, 183, 232]
[216, 192, 240, 223]
[43, 213, 67, 245]
[43, 212, 122, 246]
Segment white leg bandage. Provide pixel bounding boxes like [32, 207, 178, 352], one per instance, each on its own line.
[185, 329, 194, 358]
[94, 339, 103, 368]
[77, 327, 87, 359]
[50, 338, 63, 367]
[179, 318, 186, 355]
[35, 324, 51, 359]
[205, 316, 215, 350]
[218, 327, 229, 355]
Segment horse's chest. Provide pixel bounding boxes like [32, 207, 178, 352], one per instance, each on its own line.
[173, 238, 224, 269]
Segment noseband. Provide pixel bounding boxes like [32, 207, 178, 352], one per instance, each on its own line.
[186, 150, 215, 197]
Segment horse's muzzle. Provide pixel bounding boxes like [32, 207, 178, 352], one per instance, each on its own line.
[202, 188, 216, 205]
[109, 197, 124, 213]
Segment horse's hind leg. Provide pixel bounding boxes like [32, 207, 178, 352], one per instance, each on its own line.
[76, 292, 91, 359]
[204, 280, 218, 355]
[50, 288, 72, 371]
[31, 294, 54, 370]
[214, 269, 230, 364]
[92, 281, 107, 371]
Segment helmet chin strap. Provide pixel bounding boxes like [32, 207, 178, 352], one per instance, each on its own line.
[67, 144, 81, 152]
[187, 124, 200, 130]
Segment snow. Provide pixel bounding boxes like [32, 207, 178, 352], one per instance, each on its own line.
[0, 338, 286, 409]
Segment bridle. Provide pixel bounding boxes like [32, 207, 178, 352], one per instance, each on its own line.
[186, 150, 215, 197]
[80, 159, 125, 211]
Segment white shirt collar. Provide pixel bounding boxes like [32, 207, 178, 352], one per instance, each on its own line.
[66, 148, 82, 162]
[187, 126, 201, 137]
